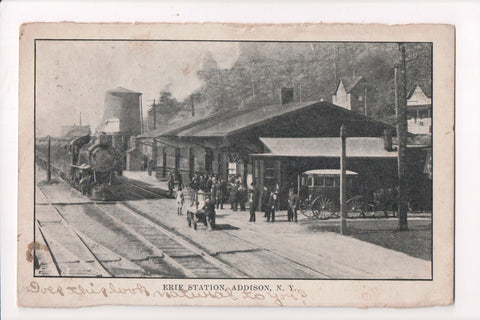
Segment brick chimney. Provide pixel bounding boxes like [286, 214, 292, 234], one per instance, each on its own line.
[280, 87, 294, 105]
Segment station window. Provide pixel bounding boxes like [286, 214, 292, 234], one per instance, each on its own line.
[264, 158, 276, 188]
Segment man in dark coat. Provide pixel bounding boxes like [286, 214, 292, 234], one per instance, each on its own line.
[230, 181, 238, 211]
[190, 174, 199, 206]
[216, 179, 226, 209]
[287, 188, 299, 222]
[175, 170, 183, 189]
[268, 191, 276, 223]
[167, 172, 175, 197]
[205, 176, 213, 195]
[211, 177, 218, 207]
[238, 183, 247, 211]
[262, 186, 270, 220]
[248, 182, 257, 222]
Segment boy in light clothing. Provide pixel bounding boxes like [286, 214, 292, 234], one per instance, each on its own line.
[176, 186, 185, 216]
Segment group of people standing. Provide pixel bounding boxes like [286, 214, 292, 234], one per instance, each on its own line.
[261, 185, 299, 223]
[167, 170, 299, 223]
[189, 173, 229, 210]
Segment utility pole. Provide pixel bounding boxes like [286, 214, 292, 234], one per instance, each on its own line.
[395, 43, 408, 231]
[190, 95, 195, 117]
[298, 82, 303, 102]
[340, 124, 347, 235]
[334, 45, 338, 82]
[152, 99, 156, 130]
[251, 75, 256, 106]
[217, 69, 223, 109]
[364, 82, 368, 116]
[139, 94, 144, 135]
[46, 135, 51, 182]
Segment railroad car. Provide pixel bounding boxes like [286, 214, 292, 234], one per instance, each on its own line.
[36, 134, 124, 201]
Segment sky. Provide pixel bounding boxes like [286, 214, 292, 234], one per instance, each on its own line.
[35, 40, 240, 137]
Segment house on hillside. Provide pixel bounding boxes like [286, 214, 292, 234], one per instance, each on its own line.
[332, 76, 368, 115]
[407, 84, 432, 135]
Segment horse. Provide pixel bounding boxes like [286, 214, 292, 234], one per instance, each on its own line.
[373, 188, 398, 217]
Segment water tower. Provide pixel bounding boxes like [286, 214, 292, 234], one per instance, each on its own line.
[100, 86, 142, 135]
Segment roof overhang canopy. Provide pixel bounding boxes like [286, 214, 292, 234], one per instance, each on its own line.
[251, 137, 398, 158]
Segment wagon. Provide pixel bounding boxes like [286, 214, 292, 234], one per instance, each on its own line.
[298, 169, 367, 219]
[186, 193, 216, 230]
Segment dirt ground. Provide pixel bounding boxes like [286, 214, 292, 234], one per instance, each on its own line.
[306, 216, 432, 261]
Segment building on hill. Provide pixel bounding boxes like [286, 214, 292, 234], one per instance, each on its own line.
[407, 84, 432, 135]
[332, 76, 368, 115]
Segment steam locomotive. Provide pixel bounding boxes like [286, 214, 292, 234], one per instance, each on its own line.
[35, 134, 124, 201]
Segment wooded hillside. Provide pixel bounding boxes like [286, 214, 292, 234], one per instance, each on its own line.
[148, 42, 431, 128]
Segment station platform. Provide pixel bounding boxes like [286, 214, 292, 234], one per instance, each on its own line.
[122, 171, 171, 191]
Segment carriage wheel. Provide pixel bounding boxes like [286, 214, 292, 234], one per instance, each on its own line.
[312, 197, 334, 219]
[346, 199, 365, 218]
[299, 199, 313, 217]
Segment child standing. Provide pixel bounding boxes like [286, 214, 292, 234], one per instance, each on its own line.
[176, 186, 184, 216]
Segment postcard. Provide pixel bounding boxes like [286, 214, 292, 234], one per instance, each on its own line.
[17, 22, 454, 307]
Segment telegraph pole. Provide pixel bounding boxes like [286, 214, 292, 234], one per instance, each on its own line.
[298, 82, 303, 102]
[190, 95, 195, 117]
[395, 43, 408, 231]
[251, 75, 256, 106]
[46, 135, 51, 182]
[152, 99, 157, 130]
[364, 82, 368, 116]
[340, 124, 347, 235]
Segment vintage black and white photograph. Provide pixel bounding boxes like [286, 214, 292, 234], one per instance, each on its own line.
[32, 38, 434, 281]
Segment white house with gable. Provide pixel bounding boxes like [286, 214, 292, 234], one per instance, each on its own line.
[407, 84, 432, 135]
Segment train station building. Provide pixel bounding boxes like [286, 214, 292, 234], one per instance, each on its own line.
[132, 99, 430, 205]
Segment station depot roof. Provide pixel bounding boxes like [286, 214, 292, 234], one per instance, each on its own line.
[137, 100, 395, 139]
[252, 137, 398, 158]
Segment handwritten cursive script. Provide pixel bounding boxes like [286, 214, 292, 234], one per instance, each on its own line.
[25, 281, 308, 306]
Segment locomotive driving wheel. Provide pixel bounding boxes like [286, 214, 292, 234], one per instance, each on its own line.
[312, 197, 334, 219]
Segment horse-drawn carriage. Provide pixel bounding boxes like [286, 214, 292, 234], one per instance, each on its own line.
[298, 169, 368, 219]
[298, 169, 423, 219]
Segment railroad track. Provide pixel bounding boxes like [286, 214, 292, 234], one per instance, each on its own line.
[120, 179, 172, 200]
[35, 186, 114, 277]
[36, 169, 362, 278]
[35, 182, 245, 278]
